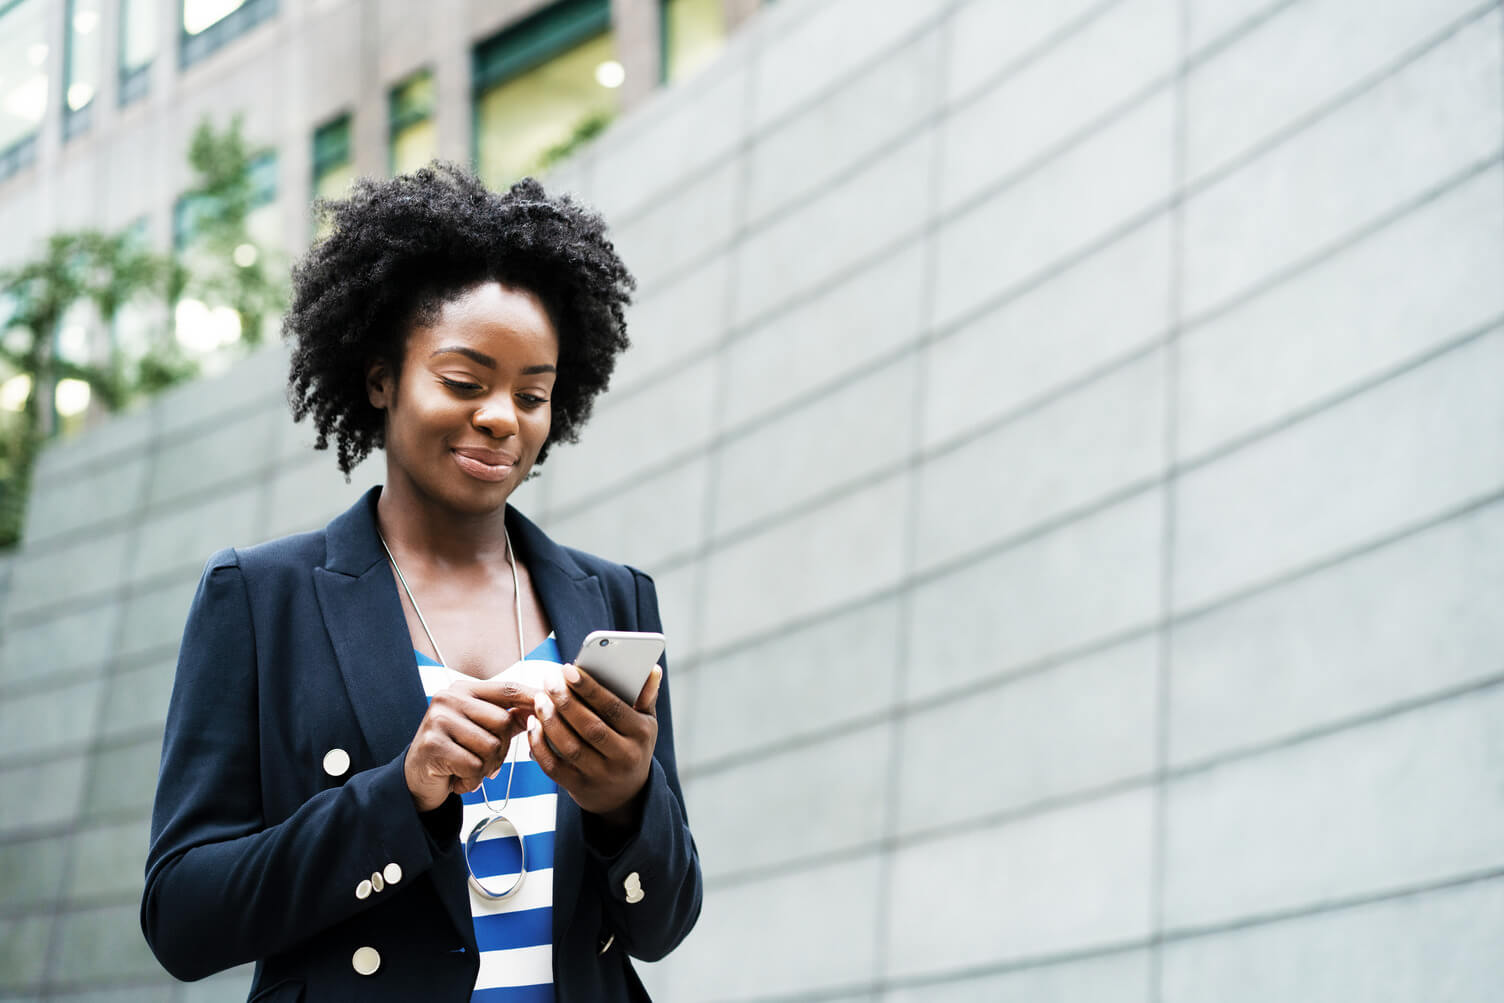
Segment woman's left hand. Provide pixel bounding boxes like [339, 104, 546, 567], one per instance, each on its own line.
[528, 663, 662, 828]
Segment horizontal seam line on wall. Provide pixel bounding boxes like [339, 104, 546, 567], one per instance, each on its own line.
[4, 467, 347, 619]
[629, 313, 1503, 598]
[743, 865, 1504, 1003]
[29, 388, 286, 492]
[0, 642, 183, 702]
[605, 3, 957, 232]
[685, 657, 1504, 796]
[0, 806, 154, 849]
[0, 888, 141, 923]
[674, 483, 1504, 678]
[1179, 0, 1500, 186]
[1174, 151, 1504, 334]
[607, 3, 1492, 407]
[0, 723, 164, 774]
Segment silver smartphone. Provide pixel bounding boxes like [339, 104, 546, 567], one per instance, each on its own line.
[573, 630, 666, 704]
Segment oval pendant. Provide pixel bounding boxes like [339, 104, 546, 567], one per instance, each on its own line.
[465, 812, 527, 901]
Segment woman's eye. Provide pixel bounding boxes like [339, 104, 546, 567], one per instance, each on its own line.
[440, 377, 482, 394]
[518, 394, 550, 408]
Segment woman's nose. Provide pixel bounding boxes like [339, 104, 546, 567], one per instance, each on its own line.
[472, 397, 518, 437]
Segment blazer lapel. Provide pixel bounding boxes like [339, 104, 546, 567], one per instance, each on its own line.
[313, 488, 429, 763]
[312, 488, 475, 947]
[505, 505, 610, 953]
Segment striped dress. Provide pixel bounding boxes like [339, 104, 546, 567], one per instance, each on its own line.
[416, 635, 561, 1003]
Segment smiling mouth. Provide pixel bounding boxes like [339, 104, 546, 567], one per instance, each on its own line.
[451, 448, 517, 483]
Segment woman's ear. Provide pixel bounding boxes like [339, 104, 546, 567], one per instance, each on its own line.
[366, 359, 393, 410]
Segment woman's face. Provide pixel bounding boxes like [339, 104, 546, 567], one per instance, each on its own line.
[367, 281, 559, 516]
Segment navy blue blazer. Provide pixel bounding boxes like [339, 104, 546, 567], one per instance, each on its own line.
[141, 487, 702, 1001]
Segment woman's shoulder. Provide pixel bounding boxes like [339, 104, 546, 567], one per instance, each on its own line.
[201, 527, 330, 581]
[555, 540, 652, 585]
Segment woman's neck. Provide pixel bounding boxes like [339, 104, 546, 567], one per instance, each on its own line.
[374, 473, 514, 573]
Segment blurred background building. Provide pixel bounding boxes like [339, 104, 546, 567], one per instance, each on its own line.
[2, 0, 1503, 1000]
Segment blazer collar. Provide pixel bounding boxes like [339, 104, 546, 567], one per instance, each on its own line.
[322, 485, 606, 661]
[315, 486, 607, 947]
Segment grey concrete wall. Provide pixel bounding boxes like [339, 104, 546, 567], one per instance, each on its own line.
[1, 0, 1502, 999]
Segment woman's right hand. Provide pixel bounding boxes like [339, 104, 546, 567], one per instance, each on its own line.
[404, 677, 541, 812]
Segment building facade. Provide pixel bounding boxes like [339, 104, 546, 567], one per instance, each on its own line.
[2, 0, 1504, 1000]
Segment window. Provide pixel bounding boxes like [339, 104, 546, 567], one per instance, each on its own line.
[174, 150, 277, 250]
[180, 0, 277, 68]
[661, 0, 725, 84]
[388, 69, 436, 176]
[64, 0, 103, 137]
[0, 0, 47, 180]
[119, 0, 157, 105]
[311, 114, 353, 236]
[245, 149, 279, 246]
[312, 115, 353, 200]
[472, 0, 619, 189]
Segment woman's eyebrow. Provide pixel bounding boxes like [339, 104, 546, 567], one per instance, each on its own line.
[429, 348, 555, 376]
[430, 345, 496, 368]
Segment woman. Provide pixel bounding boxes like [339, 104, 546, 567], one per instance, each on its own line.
[141, 165, 702, 1001]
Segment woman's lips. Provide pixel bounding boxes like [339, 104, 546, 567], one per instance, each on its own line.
[451, 447, 517, 482]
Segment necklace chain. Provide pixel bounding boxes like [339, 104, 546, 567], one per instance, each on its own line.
[378, 524, 526, 816]
[378, 527, 526, 667]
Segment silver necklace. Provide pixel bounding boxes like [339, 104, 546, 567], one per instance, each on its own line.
[378, 524, 531, 901]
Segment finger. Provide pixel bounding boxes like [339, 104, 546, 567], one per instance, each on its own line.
[526, 713, 583, 787]
[534, 692, 605, 772]
[549, 668, 633, 756]
[467, 677, 543, 715]
[432, 686, 514, 739]
[559, 665, 634, 735]
[634, 664, 663, 715]
[423, 736, 485, 792]
[441, 719, 512, 787]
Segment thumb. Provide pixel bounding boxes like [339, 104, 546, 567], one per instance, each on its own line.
[634, 664, 663, 714]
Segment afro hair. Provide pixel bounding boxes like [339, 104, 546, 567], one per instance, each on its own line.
[284, 163, 635, 474]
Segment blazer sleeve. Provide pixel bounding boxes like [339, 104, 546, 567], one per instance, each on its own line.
[140, 549, 461, 982]
[580, 568, 703, 962]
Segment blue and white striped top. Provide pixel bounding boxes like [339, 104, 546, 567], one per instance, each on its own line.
[416, 635, 561, 1003]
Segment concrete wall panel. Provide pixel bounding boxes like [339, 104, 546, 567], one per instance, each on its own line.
[906, 489, 1162, 700]
[1181, 12, 1503, 318]
[1173, 328, 1504, 610]
[1164, 686, 1504, 930]
[941, 0, 1175, 213]
[1170, 500, 1504, 766]
[933, 94, 1173, 329]
[884, 789, 1155, 979]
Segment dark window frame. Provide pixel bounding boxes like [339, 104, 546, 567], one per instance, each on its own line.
[387, 67, 435, 176]
[118, 0, 155, 107]
[179, 0, 278, 70]
[469, 0, 611, 173]
[62, 0, 96, 138]
[0, 0, 42, 179]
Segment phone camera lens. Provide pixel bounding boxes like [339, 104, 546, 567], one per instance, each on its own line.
[598, 638, 609, 647]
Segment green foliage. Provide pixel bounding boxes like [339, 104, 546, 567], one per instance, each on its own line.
[536, 110, 615, 173]
[176, 116, 287, 346]
[0, 116, 287, 548]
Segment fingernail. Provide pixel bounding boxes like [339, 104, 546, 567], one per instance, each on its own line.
[527, 715, 540, 734]
[536, 696, 552, 718]
[563, 664, 580, 684]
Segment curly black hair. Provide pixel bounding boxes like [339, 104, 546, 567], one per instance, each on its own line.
[284, 163, 635, 474]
